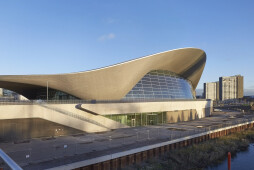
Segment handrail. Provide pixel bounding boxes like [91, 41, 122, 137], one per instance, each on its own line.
[39, 104, 110, 130]
[0, 148, 23, 170]
[0, 98, 211, 105]
[75, 104, 99, 115]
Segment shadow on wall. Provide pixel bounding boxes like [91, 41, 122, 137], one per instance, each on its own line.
[0, 118, 83, 143]
[166, 109, 199, 123]
[205, 100, 212, 116]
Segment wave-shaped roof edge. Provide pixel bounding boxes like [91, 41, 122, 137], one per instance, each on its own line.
[0, 47, 206, 100]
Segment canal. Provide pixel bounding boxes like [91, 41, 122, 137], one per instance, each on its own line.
[207, 143, 254, 170]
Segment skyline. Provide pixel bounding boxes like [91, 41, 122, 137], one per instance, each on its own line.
[0, 1, 254, 95]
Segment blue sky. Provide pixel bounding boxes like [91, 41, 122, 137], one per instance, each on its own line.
[0, 1, 254, 94]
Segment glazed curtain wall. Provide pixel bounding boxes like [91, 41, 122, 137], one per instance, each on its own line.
[124, 70, 194, 100]
[104, 112, 166, 127]
[35, 88, 79, 100]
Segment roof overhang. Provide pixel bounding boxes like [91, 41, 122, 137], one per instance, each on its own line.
[0, 48, 206, 100]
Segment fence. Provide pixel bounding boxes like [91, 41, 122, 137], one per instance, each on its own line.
[0, 116, 254, 168]
[0, 98, 210, 105]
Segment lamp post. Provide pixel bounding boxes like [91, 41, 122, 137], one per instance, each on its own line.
[47, 81, 49, 102]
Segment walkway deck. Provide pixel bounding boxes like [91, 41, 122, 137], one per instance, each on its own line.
[0, 110, 253, 170]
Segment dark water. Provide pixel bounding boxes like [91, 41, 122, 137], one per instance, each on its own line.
[207, 143, 254, 170]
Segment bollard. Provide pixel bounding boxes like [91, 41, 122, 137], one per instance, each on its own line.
[228, 152, 231, 170]
[147, 130, 150, 140]
[109, 136, 112, 148]
[136, 132, 139, 142]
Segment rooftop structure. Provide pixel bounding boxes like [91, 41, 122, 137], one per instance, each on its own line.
[0, 48, 211, 138]
[0, 48, 206, 101]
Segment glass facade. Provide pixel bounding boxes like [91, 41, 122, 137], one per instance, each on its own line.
[35, 88, 79, 100]
[124, 70, 194, 100]
[104, 112, 167, 127]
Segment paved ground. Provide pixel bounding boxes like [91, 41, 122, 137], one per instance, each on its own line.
[0, 110, 254, 170]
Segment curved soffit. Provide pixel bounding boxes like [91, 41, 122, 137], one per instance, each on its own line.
[0, 48, 206, 100]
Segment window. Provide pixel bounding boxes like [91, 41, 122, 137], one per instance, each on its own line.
[123, 70, 194, 100]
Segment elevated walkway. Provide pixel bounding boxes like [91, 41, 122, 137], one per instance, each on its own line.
[50, 104, 128, 129]
[0, 103, 127, 133]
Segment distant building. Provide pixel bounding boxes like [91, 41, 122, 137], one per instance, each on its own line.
[0, 88, 3, 96]
[219, 75, 243, 100]
[204, 75, 244, 101]
[204, 82, 219, 100]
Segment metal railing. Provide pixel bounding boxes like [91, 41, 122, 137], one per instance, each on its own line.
[0, 149, 22, 170]
[1, 115, 254, 168]
[0, 98, 210, 105]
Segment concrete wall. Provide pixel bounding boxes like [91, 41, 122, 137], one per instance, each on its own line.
[0, 104, 108, 133]
[0, 118, 83, 142]
[81, 100, 212, 119]
[165, 107, 211, 123]
[166, 109, 198, 123]
[0, 100, 212, 137]
[49, 104, 127, 129]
